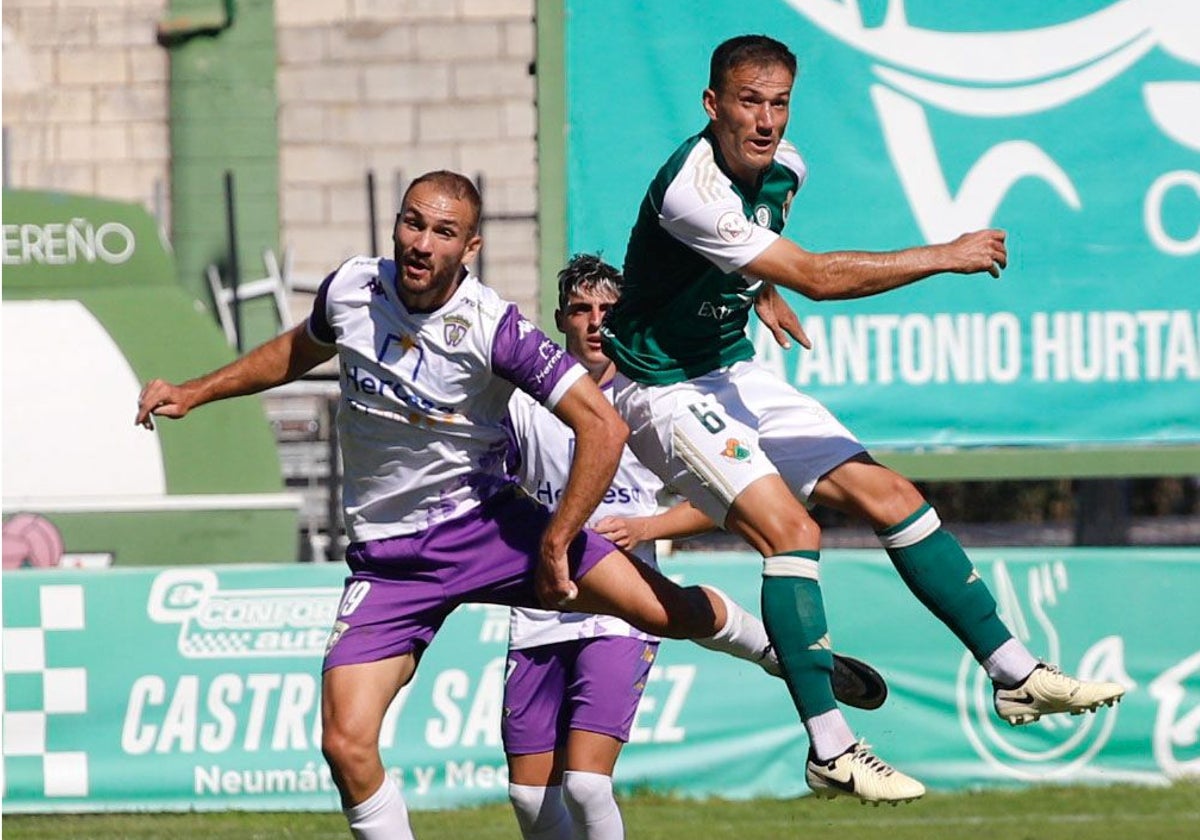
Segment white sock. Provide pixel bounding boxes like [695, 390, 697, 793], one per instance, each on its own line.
[344, 776, 414, 840]
[806, 708, 856, 762]
[983, 638, 1040, 686]
[562, 770, 624, 840]
[508, 783, 572, 840]
[690, 586, 780, 676]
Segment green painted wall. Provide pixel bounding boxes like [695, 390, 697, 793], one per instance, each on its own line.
[166, 0, 281, 351]
[535, 0, 566, 331]
[46, 508, 298, 565]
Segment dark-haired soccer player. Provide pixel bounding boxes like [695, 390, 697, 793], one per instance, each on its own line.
[503, 254, 887, 839]
[602, 35, 1124, 804]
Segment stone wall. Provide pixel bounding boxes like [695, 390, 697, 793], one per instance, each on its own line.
[3, 0, 541, 316]
[2, 1, 171, 225]
[275, 0, 539, 314]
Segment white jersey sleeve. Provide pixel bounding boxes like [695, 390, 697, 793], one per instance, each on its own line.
[658, 138, 806, 272]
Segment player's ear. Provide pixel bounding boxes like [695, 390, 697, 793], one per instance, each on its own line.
[463, 233, 483, 266]
[702, 87, 719, 120]
[554, 309, 566, 334]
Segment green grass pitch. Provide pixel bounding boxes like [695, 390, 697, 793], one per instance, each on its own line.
[5, 782, 1199, 839]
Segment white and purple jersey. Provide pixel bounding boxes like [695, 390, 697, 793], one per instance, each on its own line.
[308, 257, 585, 542]
[505, 383, 663, 650]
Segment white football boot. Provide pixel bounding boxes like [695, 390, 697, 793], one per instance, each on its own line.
[805, 741, 925, 806]
[994, 663, 1125, 726]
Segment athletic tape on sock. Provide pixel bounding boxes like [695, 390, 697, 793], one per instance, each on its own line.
[876, 504, 941, 549]
[762, 552, 820, 579]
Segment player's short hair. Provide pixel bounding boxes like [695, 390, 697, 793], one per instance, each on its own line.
[557, 253, 622, 311]
[400, 170, 483, 234]
[709, 34, 797, 92]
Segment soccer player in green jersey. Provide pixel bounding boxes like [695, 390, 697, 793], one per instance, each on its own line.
[598, 34, 1125, 804]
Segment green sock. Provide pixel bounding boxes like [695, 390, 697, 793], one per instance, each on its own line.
[879, 504, 1012, 660]
[761, 550, 836, 720]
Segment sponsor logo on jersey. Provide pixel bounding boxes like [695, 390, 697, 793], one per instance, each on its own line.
[361, 278, 385, 296]
[697, 300, 736, 319]
[754, 205, 771, 227]
[517, 318, 536, 339]
[443, 314, 471, 347]
[535, 480, 648, 507]
[715, 210, 752, 243]
[378, 331, 418, 361]
[343, 363, 457, 416]
[721, 438, 752, 461]
[531, 339, 567, 388]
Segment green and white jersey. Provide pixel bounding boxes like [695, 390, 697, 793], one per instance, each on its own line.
[602, 127, 806, 384]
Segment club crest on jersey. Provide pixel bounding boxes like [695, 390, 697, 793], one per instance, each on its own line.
[443, 314, 471, 347]
[754, 205, 771, 227]
[325, 620, 350, 656]
[722, 438, 752, 462]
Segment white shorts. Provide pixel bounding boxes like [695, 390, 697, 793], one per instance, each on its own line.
[613, 360, 865, 526]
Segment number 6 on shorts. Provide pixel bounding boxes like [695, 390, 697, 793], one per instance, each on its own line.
[688, 403, 726, 434]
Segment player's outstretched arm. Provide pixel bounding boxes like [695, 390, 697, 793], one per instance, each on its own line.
[746, 229, 1007, 302]
[537, 376, 629, 606]
[593, 500, 715, 551]
[136, 324, 335, 429]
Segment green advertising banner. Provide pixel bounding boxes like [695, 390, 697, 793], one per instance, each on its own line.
[3, 549, 1197, 813]
[565, 1, 1200, 448]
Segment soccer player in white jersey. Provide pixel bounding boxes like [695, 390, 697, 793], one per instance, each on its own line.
[502, 255, 889, 840]
[136, 171, 803, 840]
[601, 36, 1126, 804]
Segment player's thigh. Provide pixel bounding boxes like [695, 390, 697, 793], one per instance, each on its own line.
[615, 374, 778, 528]
[322, 653, 417, 745]
[733, 362, 866, 503]
[810, 453, 926, 527]
[725, 473, 821, 556]
[564, 730, 625, 776]
[570, 549, 713, 639]
[507, 750, 560, 787]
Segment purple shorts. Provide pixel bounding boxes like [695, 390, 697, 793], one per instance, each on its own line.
[323, 489, 616, 670]
[502, 636, 659, 754]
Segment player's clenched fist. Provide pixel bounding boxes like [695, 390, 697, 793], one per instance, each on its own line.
[946, 229, 1007, 278]
[536, 538, 579, 609]
[135, 379, 192, 429]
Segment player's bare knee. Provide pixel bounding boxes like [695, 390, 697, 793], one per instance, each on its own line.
[321, 718, 375, 777]
[757, 508, 821, 556]
[870, 473, 926, 527]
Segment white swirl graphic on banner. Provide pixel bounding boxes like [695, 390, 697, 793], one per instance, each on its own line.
[954, 560, 1135, 781]
[783, 0, 1200, 250]
[1148, 650, 1200, 778]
